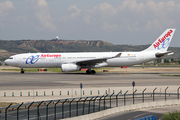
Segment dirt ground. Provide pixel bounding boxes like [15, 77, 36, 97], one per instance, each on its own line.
[109, 67, 180, 73]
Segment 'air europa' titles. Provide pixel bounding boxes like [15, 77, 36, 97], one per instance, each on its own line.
[153, 30, 173, 49]
[41, 54, 61, 58]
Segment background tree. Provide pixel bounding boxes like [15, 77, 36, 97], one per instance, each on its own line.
[157, 59, 161, 63]
[164, 59, 170, 63]
[171, 58, 175, 63]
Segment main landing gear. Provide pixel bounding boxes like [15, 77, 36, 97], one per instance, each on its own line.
[20, 68, 24, 74]
[86, 70, 96, 74]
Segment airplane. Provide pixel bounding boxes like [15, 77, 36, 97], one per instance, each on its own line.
[4, 28, 175, 74]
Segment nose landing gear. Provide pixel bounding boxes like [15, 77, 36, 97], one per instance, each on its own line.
[20, 68, 24, 74]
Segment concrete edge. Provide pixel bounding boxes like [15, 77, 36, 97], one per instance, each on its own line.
[61, 100, 180, 120]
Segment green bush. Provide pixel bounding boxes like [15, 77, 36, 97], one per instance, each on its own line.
[161, 110, 180, 120]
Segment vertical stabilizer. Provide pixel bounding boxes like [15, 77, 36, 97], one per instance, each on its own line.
[143, 29, 175, 52]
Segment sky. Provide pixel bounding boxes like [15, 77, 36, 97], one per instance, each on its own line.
[0, 0, 180, 47]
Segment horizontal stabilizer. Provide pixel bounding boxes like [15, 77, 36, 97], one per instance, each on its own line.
[155, 51, 174, 58]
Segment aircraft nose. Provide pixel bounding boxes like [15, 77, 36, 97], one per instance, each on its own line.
[4, 59, 9, 65]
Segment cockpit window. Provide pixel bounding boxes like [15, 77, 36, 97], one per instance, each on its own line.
[9, 57, 13, 59]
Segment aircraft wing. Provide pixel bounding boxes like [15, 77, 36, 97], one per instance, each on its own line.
[155, 51, 174, 58]
[75, 53, 121, 66]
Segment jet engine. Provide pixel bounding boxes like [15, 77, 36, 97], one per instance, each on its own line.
[61, 64, 81, 72]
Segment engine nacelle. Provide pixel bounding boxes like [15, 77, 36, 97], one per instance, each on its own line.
[61, 64, 81, 72]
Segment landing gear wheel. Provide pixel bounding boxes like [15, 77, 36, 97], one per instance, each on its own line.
[20, 69, 24, 74]
[91, 70, 96, 74]
[86, 70, 96, 74]
[86, 70, 91, 74]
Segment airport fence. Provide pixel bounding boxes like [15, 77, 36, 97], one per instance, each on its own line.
[0, 87, 180, 120]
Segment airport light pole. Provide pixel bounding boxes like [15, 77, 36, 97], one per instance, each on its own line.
[80, 83, 83, 97]
[132, 81, 135, 93]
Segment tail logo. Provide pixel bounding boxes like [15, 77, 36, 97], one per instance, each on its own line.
[157, 38, 170, 50]
[153, 30, 173, 49]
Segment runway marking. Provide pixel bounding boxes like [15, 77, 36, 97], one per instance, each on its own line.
[134, 112, 149, 118]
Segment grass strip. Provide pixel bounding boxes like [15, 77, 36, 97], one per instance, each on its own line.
[161, 75, 180, 77]
[0, 102, 18, 108]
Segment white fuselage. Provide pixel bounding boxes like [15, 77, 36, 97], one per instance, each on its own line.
[4, 51, 156, 68]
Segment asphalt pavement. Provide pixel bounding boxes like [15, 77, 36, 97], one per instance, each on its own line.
[0, 67, 180, 119]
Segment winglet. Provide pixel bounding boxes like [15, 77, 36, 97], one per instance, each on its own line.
[113, 53, 122, 58]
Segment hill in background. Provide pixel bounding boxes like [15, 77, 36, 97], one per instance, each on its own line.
[0, 39, 179, 60]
